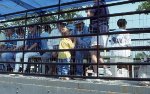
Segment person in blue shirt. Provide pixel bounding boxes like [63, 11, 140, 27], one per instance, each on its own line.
[14, 25, 41, 72]
[73, 19, 91, 76]
[40, 24, 52, 74]
[1, 28, 17, 71]
[40, 25, 51, 50]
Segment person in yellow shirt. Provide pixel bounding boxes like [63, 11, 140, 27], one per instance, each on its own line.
[58, 27, 75, 80]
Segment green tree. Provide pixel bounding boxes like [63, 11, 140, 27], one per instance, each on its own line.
[4, 8, 78, 29]
[135, 52, 148, 59]
[137, 0, 150, 11]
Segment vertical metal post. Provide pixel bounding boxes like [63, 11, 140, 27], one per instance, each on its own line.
[56, 0, 61, 77]
[96, 0, 100, 78]
[22, 12, 28, 74]
[40, 13, 43, 74]
[58, 0, 61, 20]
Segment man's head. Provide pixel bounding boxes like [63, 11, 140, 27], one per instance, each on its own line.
[43, 24, 51, 33]
[74, 20, 84, 31]
[117, 19, 127, 28]
[16, 27, 24, 37]
[36, 25, 42, 32]
[28, 25, 36, 33]
[5, 28, 15, 37]
[57, 22, 66, 31]
[61, 27, 70, 36]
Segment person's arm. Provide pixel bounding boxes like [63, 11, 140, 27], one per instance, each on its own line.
[68, 39, 75, 49]
[24, 45, 28, 50]
[13, 45, 24, 51]
[27, 43, 38, 50]
[77, 27, 91, 47]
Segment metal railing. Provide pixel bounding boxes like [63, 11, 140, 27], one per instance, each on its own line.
[0, 0, 150, 82]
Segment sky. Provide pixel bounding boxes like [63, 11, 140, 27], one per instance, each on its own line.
[81, 0, 150, 57]
[83, 0, 149, 38]
[108, 0, 150, 29]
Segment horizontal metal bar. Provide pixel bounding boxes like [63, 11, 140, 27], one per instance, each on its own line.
[132, 38, 150, 41]
[0, 61, 150, 65]
[0, 0, 148, 24]
[0, 72, 150, 81]
[0, 46, 149, 53]
[1, 9, 149, 28]
[1, 9, 149, 30]
[0, 0, 145, 17]
[0, 29, 149, 43]
[0, 0, 93, 17]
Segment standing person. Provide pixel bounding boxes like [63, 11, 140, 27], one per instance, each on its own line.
[57, 27, 75, 80]
[138, 56, 150, 86]
[73, 19, 91, 76]
[86, 0, 112, 76]
[1, 28, 17, 71]
[110, 19, 131, 57]
[110, 19, 131, 77]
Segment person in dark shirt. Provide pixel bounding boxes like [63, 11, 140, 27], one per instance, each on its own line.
[86, 0, 112, 77]
[88, 0, 109, 33]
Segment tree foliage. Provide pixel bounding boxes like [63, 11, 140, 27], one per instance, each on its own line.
[135, 52, 148, 59]
[137, 0, 150, 11]
[3, 9, 78, 29]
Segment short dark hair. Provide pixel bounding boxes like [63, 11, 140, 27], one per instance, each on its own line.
[117, 19, 127, 28]
[28, 25, 34, 28]
[16, 27, 24, 35]
[57, 22, 66, 27]
[44, 25, 51, 32]
[36, 25, 41, 30]
[6, 28, 15, 33]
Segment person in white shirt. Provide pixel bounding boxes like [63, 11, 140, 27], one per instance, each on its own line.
[0, 30, 6, 48]
[14, 27, 25, 72]
[110, 19, 131, 57]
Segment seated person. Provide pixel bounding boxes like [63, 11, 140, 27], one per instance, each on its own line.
[14, 27, 25, 72]
[0, 30, 6, 50]
[40, 25, 52, 73]
[0, 30, 6, 70]
[1, 28, 17, 71]
[15, 25, 41, 72]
